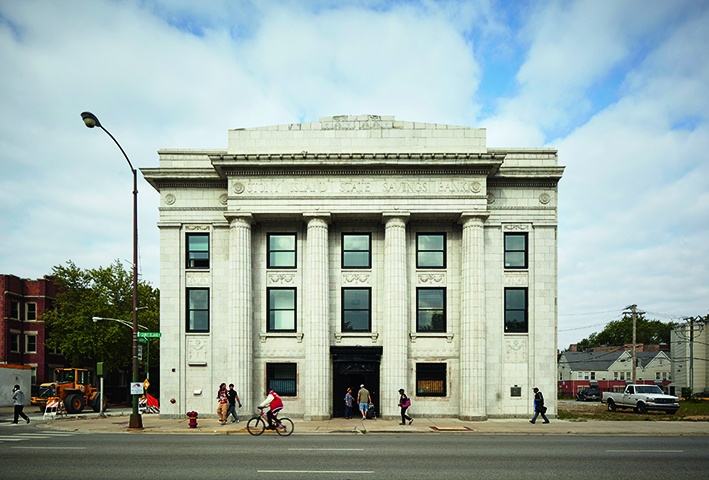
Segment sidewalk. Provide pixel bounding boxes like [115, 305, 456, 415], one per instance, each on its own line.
[3, 407, 709, 435]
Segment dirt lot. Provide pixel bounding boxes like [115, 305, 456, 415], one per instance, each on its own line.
[558, 399, 709, 421]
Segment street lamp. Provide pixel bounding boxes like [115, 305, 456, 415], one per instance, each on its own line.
[82, 112, 142, 429]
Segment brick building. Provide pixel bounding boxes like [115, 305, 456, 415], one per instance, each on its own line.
[0, 274, 62, 388]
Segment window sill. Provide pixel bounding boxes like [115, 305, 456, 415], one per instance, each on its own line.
[259, 332, 304, 343]
[409, 332, 454, 343]
[334, 332, 379, 343]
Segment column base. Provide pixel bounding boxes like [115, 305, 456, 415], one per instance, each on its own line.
[303, 414, 330, 421]
[459, 414, 488, 421]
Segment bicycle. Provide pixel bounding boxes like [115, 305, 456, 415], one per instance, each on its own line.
[247, 407, 294, 436]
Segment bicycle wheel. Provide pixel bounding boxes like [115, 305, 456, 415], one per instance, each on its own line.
[247, 416, 266, 436]
[276, 417, 294, 436]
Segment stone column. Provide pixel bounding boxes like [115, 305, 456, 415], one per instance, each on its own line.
[381, 214, 409, 418]
[459, 212, 488, 420]
[228, 214, 253, 413]
[303, 214, 331, 420]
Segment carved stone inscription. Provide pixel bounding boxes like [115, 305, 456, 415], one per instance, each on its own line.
[187, 337, 208, 365]
[233, 178, 486, 197]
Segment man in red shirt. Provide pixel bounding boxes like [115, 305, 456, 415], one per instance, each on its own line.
[258, 390, 283, 429]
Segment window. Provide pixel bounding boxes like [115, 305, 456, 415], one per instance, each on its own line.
[342, 233, 371, 268]
[342, 288, 371, 332]
[417, 233, 446, 268]
[268, 288, 296, 332]
[25, 334, 37, 353]
[26, 303, 37, 321]
[504, 288, 528, 333]
[10, 301, 19, 319]
[417, 288, 446, 332]
[186, 233, 209, 268]
[186, 288, 209, 332]
[416, 363, 447, 396]
[268, 234, 296, 268]
[10, 333, 20, 353]
[504, 233, 528, 269]
[267, 363, 297, 396]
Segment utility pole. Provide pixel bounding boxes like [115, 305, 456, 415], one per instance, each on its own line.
[689, 316, 694, 395]
[625, 305, 638, 383]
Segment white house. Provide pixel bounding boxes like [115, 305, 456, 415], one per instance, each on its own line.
[142, 115, 564, 420]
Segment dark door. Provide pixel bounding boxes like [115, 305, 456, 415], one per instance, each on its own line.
[331, 346, 382, 418]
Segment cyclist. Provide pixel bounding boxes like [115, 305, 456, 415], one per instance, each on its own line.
[258, 389, 283, 430]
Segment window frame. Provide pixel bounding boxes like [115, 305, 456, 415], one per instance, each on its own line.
[186, 233, 210, 269]
[10, 332, 20, 353]
[10, 300, 20, 319]
[504, 232, 528, 269]
[415, 363, 447, 397]
[341, 287, 372, 332]
[267, 233, 297, 269]
[25, 334, 37, 353]
[341, 233, 372, 269]
[186, 288, 210, 333]
[267, 287, 297, 333]
[416, 287, 446, 333]
[26, 302, 37, 321]
[416, 233, 447, 269]
[504, 287, 528, 333]
[266, 363, 297, 396]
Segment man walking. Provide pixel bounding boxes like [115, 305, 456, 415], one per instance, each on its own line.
[11, 384, 30, 424]
[529, 387, 550, 424]
[357, 384, 371, 420]
[226, 383, 242, 423]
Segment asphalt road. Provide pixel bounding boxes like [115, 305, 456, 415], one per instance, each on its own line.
[1, 428, 707, 479]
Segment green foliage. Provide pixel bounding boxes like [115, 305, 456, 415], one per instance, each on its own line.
[576, 314, 676, 350]
[43, 260, 159, 374]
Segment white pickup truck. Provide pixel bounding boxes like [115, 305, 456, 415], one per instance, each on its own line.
[601, 384, 679, 414]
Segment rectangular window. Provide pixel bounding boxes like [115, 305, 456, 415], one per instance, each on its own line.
[504, 288, 528, 333]
[342, 288, 371, 332]
[416, 288, 446, 332]
[267, 363, 297, 396]
[342, 233, 371, 268]
[26, 303, 37, 321]
[10, 333, 20, 353]
[186, 233, 210, 269]
[416, 363, 447, 396]
[268, 288, 296, 332]
[10, 300, 20, 319]
[186, 288, 209, 332]
[504, 233, 528, 269]
[268, 233, 296, 268]
[25, 334, 37, 353]
[417, 233, 446, 268]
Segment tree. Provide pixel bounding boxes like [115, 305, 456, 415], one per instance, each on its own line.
[43, 260, 159, 375]
[575, 313, 676, 351]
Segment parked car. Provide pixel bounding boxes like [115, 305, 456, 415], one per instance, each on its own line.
[576, 388, 601, 402]
[602, 384, 679, 414]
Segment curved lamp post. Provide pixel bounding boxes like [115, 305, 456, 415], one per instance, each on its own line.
[81, 112, 142, 429]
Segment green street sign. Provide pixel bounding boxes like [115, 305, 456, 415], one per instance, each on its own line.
[138, 332, 161, 339]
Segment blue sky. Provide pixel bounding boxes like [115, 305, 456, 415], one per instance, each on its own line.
[0, 0, 707, 349]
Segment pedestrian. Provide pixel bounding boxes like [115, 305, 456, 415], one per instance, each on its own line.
[344, 388, 354, 419]
[397, 388, 413, 425]
[11, 384, 30, 425]
[357, 384, 371, 420]
[529, 387, 549, 424]
[226, 383, 242, 423]
[216, 383, 229, 425]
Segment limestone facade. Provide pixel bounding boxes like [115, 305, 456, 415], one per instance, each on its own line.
[142, 115, 564, 419]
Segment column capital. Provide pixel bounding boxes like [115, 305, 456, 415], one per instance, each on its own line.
[459, 211, 489, 225]
[303, 212, 331, 224]
[382, 212, 410, 224]
[224, 212, 253, 225]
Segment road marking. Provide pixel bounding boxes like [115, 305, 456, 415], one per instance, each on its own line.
[258, 471, 373, 474]
[606, 450, 683, 453]
[288, 448, 364, 451]
[11, 446, 87, 450]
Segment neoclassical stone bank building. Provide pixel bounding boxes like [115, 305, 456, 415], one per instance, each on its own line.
[142, 115, 564, 420]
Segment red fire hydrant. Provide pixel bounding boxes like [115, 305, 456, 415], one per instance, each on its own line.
[186, 411, 198, 428]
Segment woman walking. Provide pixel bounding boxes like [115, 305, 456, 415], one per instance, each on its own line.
[397, 388, 413, 425]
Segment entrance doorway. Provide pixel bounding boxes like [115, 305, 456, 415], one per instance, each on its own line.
[330, 346, 381, 418]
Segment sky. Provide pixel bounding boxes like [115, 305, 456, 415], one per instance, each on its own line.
[1, 0, 707, 350]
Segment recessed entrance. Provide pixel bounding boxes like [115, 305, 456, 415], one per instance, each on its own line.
[331, 346, 381, 418]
